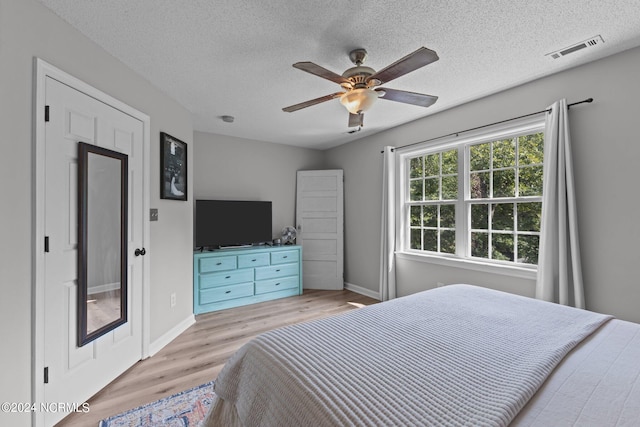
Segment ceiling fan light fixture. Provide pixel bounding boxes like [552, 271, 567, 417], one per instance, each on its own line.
[339, 88, 379, 114]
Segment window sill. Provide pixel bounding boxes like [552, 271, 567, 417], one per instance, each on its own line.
[395, 251, 538, 280]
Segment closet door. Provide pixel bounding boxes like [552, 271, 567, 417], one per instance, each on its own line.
[296, 170, 344, 290]
[37, 72, 147, 426]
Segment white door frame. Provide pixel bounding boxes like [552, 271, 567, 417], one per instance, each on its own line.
[32, 58, 151, 426]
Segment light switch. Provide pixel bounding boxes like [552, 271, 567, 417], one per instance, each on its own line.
[150, 208, 159, 221]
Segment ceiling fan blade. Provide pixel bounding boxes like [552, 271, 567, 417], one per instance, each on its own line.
[282, 92, 344, 112]
[376, 88, 438, 108]
[348, 112, 364, 128]
[367, 47, 439, 85]
[293, 62, 351, 85]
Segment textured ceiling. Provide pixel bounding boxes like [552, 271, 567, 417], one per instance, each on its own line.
[36, 0, 640, 149]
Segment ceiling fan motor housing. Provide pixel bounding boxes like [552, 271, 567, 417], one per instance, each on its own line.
[341, 66, 378, 89]
[342, 49, 382, 89]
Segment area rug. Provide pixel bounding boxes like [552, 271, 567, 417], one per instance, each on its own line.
[99, 380, 215, 427]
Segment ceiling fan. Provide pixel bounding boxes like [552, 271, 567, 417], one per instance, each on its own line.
[283, 47, 439, 128]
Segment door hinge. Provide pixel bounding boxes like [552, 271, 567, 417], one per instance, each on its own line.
[44, 367, 49, 384]
[45, 105, 50, 122]
[44, 236, 49, 253]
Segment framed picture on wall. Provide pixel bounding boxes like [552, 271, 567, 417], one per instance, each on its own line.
[160, 132, 187, 201]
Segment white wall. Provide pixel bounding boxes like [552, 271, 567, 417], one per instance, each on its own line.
[193, 132, 325, 239]
[0, 1, 194, 424]
[325, 45, 640, 324]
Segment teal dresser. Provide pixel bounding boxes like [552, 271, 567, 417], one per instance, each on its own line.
[193, 245, 302, 314]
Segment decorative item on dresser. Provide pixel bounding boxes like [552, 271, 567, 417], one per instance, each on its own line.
[193, 245, 302, 314]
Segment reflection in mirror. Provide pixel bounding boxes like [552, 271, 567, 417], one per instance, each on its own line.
[78, 142, 128, 346]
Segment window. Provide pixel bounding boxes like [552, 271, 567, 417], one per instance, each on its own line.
[398, 118, 544, 268]
[408, 149, 458, 254]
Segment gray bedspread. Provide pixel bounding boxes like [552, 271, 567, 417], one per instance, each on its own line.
[205, 284, 612, 426]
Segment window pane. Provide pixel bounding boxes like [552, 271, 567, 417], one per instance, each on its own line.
[409, 156, 423, 178]
[410, 179, 423, 201]
[517, 202, 541, 232]
[440, 204, 455, 228]
[470, 172, 490, 198]
[492, 233, 514, 261]
[493, 169, 515, 197]
[518, 235, 539, 264]
[423, 205, 437, 227]
[423, 230, 438, 252]
[471, 204, 489, 229]
[410, 228, 422, 250]
[425, 178, 439, 200]
[471, 232, 488, 258]
[442, 149, 458, 174]
[470, 143, 490, 171]
[519, 133, 544, 165]
[424, 153, 439, 177]
[441, 230, 456, 254]
[518, 165, 543, 196]
[404, 127, 543, 266]
[442, 175, 457, 200]
[492, 203, 514, 231]
[493, 139, 515, 168]
[410, 205, 422, 227]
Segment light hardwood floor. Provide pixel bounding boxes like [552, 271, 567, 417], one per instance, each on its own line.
[57, 289, 379, 426]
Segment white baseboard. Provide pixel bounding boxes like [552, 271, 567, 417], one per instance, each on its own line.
[148, 314, 195, 357]
[344, 282, 381, 301]
[88, 281, 120, 294]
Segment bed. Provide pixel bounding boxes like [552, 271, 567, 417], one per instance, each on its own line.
[203, 284, 640, 426]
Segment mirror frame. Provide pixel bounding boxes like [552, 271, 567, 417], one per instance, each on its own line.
[77, 142, 129, 346]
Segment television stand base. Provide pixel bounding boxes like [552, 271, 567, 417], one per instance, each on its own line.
[218, 244, 254, 249]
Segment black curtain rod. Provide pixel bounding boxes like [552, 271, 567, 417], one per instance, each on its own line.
[382, 98, 593, 153]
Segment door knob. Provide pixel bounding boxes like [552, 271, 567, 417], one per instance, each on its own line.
[134, 248, 146, 256]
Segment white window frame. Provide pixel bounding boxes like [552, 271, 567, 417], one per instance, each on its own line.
[395, 115, 545, 279]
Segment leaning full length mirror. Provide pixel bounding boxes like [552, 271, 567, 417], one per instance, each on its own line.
[78, 142, 128, 346]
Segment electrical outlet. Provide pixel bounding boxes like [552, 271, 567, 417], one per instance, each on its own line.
[170, 293, 176, 308]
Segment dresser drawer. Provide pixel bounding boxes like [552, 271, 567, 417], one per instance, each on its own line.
[271, 250, 299, 265]
[198, 255, 237, 273]
[238, 252, 270, 269]
[255, 263, 299, 280]
[255, 276, 299, 295]
[200, 269, 253, 289]
[200, 283, 254, 305]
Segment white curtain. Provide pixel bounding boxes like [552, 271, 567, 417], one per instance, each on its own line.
[536, 99, 585, 308]
[379, 146, 396, 301]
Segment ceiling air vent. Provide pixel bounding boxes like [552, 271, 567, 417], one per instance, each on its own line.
[547, 35, 604, 59]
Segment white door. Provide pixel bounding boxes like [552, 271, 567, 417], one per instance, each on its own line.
[41, 76, 144, 425]
[296, 170, 344, 290]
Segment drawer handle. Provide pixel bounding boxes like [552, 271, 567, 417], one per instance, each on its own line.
[276, 269, 281, 272]
[283, 256, 288, 259]
[225, 276, 231, 279]
[275, 282, 281, 286]
[216, 262, 222, 266]
[225, 290, 231, 294]
[252, 259, 257, 262]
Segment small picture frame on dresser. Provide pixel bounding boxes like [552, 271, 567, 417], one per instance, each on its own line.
[160, 132, 187, 201]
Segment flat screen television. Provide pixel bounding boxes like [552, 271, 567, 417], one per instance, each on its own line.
[195, 200, 272, 249]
